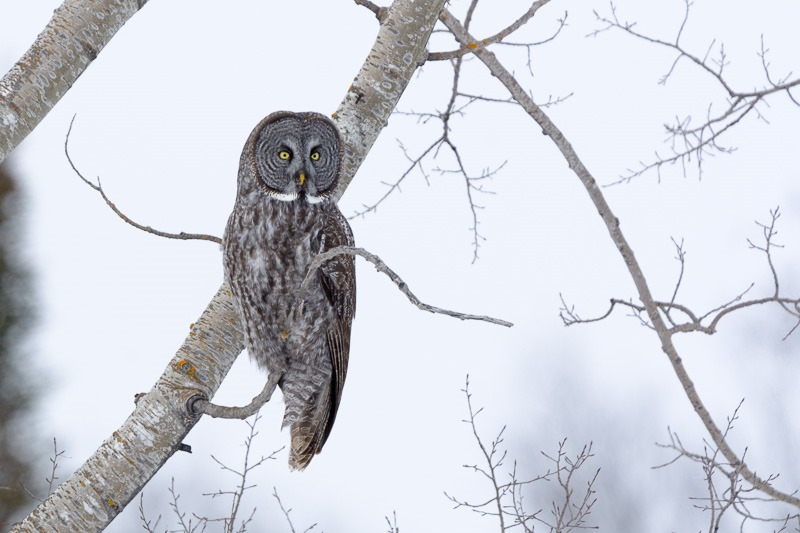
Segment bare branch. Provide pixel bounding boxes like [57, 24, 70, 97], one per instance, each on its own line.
[140, 416, 280, 533]
[545, 441, 600, 532]
[669, 237, 686, 306]
[655, 403, 800, 530]
[137, 493, 163, 533]
[563, 207, 800, 342]
[446, 377, 598, 531]
[746, 207, 784, 297]
[499, 12, 569, 76]
[353, 0, 385, 21]
[464, 375, 506, 531]
[368, 18, 517, 261]
[203, 413, 277, 533]
[0, 0, 151, 164]
[591, 2, 800, 182]
[439, 6, 800, 510]
[45, 438, 65, 500]
[384, 511, 399, 533]
[65, 115, 222, 245]
[298, 246, 514, 327]
[273, 488, 317, 533]
[427, 0, 553, 62]
[17, 438, 67, 506]
[168, 478, 205, 533]
[190, 372, 281, 420]
[349, 138, 441, 219]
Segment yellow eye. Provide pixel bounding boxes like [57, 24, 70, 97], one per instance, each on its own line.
[278, 150, 291, 160]
[310, 151, 320, 161]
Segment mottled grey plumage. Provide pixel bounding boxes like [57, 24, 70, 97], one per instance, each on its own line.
[222, 111, 356, 470]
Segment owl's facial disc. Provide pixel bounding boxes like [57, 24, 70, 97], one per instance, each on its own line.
[250, 113, 341, 204]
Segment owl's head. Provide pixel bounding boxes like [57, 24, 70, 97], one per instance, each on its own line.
[240, 111, 343, 204]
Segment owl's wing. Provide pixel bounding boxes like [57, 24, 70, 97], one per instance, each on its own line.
[316, 205, 356, 447]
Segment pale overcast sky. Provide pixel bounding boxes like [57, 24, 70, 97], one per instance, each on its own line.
[2, 1, 800, 531]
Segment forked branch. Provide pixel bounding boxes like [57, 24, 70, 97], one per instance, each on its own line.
[356, 0, 566, 262]
[440, 5, 800, 511]
[445, 376, 598, 532]
[591, 1, 800, 182]
[561, 208, 800, 339]
[654, 403, 800, 531]
[426, 0, 553, 62]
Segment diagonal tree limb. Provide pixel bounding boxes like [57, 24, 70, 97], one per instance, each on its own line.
[12, 1, 447, 531]
[0, 0, 152, 164]
[439, 7, 800, 510]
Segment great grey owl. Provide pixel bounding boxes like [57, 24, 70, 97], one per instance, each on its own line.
[222, 111, 356, 470]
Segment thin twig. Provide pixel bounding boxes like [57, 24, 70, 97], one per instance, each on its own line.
[366, 31, 508, 261]
[273, 488, 317, 533]
[446, 376, 598, 531]
[65, 115, 222, 244]
[18, 438, 66, 505]
[349, 138, 441, 219]
[427, 0, 552, 61]
[590, 1, 800, 183]
[466, 374, 506, 531]
[45, 438, 65, 498]
[654, 404, 800, 528]
[137, 493, 163, 533]
[562, 208, 800, 338]
[168, 478, 204, 533]
[203, 413, 275, 533]
[385, 511, 399, 533]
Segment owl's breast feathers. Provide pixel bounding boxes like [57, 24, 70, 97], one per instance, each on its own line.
[222, 197, 356, 469]
[225, 199, 336, 333]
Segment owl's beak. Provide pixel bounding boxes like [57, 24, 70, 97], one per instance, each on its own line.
[298, 171, 306, 186]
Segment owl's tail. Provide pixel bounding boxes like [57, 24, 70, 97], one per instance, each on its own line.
[287, 396, 331, 470]
[280, 366, 334, 470]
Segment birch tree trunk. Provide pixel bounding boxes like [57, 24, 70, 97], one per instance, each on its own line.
[9, 0, 446, 531]
[0, 0, 152, 164]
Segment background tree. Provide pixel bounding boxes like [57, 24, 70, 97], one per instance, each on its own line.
[0, 162, 37, 526]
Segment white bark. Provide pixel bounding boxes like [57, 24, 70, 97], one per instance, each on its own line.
[11, 0, 446, 531]
[14, 285, 241, 532]
[0, 0, 150, 164]
[333, 0, 439, 198]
